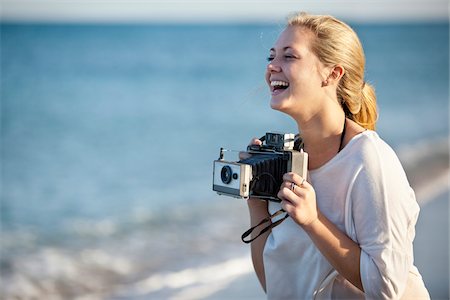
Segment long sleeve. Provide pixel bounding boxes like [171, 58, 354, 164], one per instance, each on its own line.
[351, 137, 419, 299]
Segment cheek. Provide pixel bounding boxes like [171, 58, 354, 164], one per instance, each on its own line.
[293, 70, 320, 91]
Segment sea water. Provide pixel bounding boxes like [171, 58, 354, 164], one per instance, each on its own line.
[1, 22, 448, 298]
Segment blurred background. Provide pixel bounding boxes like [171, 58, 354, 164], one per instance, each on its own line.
[1, 1, 449, 299]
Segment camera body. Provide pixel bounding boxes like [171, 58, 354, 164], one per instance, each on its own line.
[212, 132, 308, 201]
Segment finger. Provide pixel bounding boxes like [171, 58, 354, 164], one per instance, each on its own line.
[240, 138, 262, 160]
[249, 138, 262, 146]
[280, 199, 295, 215]
[280, 181, 293, 190]
[282, 172, 302, 183]
[283, 181, 302, 196]
[277, 186, 302, 203]
[283, 173, 310, 189]
[277, 187, 291, 202]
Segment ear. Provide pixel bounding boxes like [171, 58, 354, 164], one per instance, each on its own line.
[327, 65, 345, 85]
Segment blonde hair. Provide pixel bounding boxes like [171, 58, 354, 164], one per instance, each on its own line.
[287, 12, 378, 130]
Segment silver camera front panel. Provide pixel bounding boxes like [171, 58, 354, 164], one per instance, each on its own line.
[213, 160, 252, 198]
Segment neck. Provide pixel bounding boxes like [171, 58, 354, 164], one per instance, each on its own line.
[296, 106, 346, 170]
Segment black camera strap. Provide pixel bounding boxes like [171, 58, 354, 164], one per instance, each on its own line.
[241, 208, 289, 244]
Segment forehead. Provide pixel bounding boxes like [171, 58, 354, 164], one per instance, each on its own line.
[272, 26, 315, 53]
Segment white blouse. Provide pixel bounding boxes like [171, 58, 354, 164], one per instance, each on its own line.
[263, 131, 428, 299]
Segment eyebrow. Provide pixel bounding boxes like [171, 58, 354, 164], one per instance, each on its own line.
[269, 46, 293, 52]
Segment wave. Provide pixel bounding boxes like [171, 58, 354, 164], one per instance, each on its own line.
[0, 196, 251, 299]
[395, 135, 449, 205]
[113, 255, 253, 299]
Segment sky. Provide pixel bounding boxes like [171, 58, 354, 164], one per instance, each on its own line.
[0, 0, 449, 23]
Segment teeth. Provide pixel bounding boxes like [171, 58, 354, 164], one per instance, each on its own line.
[270, 80, 289, 87]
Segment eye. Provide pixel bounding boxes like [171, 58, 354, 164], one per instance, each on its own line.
[267, 56, 274, 62]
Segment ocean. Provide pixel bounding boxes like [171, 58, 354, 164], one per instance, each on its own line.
[1, 22, 449, 299]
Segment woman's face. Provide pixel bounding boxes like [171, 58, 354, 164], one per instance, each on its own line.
[265, 26, 328, 118]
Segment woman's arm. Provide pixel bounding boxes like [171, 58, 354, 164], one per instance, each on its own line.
[242, 137, 271, 292]
[247, 198, 270, 292]
[302, 211, 364, 291]
[278, 172, 364, 291]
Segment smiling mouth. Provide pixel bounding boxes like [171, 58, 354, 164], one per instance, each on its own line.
[270, 80, 289, 92]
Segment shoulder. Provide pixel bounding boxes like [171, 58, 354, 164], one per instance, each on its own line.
[346, 131, 411, 191]
[341, 119, 399, 167]
[345, 131, 408, 181]
[347, 130, 399, 164]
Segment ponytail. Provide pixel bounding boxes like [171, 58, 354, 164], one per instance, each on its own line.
[344, 82, 378, 130]
[356, 82, 377, 130]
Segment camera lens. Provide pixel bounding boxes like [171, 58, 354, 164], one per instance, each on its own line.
[221, 166, 233, 184]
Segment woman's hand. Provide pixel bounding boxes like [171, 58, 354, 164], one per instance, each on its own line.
[249, 137, 262, 146]
[239, 138, 262, 160]
[277, 172, 319, 227]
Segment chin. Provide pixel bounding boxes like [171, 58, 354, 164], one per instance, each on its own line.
[270, 96, 289, 112]
[270, 96, 301, 121]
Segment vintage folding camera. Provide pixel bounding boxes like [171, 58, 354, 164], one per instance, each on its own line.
[212, 132, 308, 201]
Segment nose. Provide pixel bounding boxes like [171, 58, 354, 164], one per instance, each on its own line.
[267, 61, 281, 73]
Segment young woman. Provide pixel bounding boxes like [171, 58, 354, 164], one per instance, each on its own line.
[247, 12, 430, 299]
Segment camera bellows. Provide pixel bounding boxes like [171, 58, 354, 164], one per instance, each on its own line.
[239, 154, 288, 198]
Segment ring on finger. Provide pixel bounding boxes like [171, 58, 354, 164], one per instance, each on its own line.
[290, 182, 296, 191]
